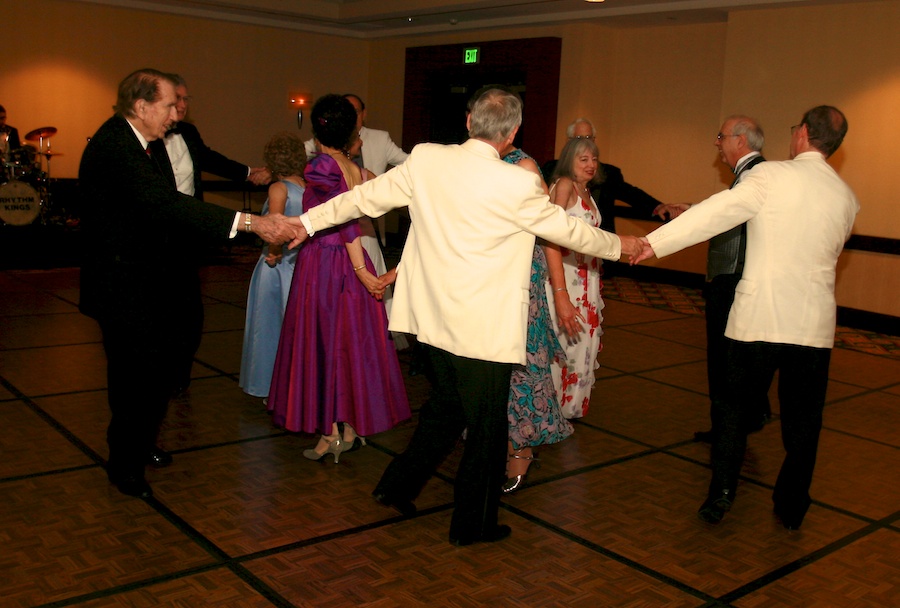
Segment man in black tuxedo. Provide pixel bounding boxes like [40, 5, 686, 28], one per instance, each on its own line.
[152, 74, 271, 394]
[79, 68, 301, 498]
[693, 115, 771, 447]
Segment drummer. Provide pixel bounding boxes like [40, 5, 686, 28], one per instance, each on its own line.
[0, 105, 22, 152]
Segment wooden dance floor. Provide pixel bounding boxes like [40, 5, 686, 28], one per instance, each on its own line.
[1, 252, 898, 607]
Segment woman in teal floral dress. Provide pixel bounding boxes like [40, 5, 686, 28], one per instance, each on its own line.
[501, 147, 574, 494]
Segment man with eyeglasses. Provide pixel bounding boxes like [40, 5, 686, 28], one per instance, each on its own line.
[693, 116, 771, 445]
[634, 106, 859, 530]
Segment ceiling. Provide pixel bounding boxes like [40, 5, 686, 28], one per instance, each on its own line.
[72, 0, 868, 38]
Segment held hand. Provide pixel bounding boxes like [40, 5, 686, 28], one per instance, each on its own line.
[554, 292, 585, 342]
[631, 237, 657, 265]
[654, 203, 690, 221]
[253, 213, 309, 249]
[618, 235, 644, 263]
[248, 167, 272, 186]
[264, 251, 283, 267]
[253, 213, 306, 246]
[376, 267, 399, 290]
[355, 267, 385, 300]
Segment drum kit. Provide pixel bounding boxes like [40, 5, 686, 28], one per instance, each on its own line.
[0, 126, 61, 226]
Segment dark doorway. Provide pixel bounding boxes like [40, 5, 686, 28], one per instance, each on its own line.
[403, 38, 561, 166]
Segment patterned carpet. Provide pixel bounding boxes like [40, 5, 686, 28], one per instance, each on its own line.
[604, 277, 900, 359]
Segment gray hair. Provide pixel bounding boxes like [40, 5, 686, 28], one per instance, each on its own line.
[468, 88, 522, 144]
[552, 137, 604, 185]
[565, 118, 596, 139]
[728, 115, 764, 152]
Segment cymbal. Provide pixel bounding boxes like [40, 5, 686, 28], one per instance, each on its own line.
[24, 126, 57, 142]
[41, 151, 64, 157]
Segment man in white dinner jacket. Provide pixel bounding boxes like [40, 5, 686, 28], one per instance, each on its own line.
[290, 88, 643, 546]
[634, 105, 859, 529]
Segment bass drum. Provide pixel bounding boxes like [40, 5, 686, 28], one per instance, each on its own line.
[0, 180, 41, 225]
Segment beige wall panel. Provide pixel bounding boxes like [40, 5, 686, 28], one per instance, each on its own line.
[4, 0, 369, 178]
[4, 0, 896, 318]
[602, 23, 729, 204]
[720, 1, 900, 316]
[835, 250, 900, 317]
[721, 1, 900, 239]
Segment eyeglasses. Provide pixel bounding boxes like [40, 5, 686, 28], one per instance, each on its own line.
[716, 133, 739, 140]
[572, 135, 595, 140]
[176, 96, 193, 103]
[790, 124, 804, 134]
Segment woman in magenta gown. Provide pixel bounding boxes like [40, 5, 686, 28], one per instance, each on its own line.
[268, 94, 410, 462]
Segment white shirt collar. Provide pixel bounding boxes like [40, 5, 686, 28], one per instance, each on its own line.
[125, 117, 150, 151]
[733, 151, 761, 174]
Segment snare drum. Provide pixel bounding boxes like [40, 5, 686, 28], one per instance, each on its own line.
[0, 180, 41, 225]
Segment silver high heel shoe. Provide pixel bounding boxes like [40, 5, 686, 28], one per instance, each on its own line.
[502, 449, 539, 494]
[303, 434, 344, 463]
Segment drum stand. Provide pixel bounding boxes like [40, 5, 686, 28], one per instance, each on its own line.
[25, 127, 59, 225]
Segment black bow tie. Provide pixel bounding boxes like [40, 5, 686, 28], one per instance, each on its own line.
[166, 125, 182, 136]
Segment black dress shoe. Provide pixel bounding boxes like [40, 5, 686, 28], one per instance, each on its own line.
[698, 492, 733, 524]
[372, 491, 417, 517]
[450, 524, 512, 547]
[693, 430, 714, 443]
[110, 474, 153, 498]
[148, 447, 173, 467]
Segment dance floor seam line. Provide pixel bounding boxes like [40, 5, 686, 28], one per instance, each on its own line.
[715, 518, 891, 604]
[502, 503, 718, 604]
[3, 263, 898, 607]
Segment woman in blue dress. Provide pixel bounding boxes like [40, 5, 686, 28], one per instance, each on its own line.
[239, 132, 307, 398]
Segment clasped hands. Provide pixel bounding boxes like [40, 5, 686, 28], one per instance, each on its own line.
[618, 235, 657, 265]
[355, 266, 398, 301]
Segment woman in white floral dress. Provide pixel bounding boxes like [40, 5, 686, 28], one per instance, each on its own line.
[544, 137, 605, 419]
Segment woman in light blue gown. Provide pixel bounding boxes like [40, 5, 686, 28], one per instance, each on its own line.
[239, 132, 307, 398]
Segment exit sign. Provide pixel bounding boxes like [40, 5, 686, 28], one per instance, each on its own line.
[464, 47, 480, 64]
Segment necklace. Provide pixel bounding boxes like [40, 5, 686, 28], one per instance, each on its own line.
[325, 148, 352, 160]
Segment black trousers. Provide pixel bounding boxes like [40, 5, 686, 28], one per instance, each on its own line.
[374, 344, 512, 540]
[99, 307, 196, 479]
[705, 274, 770, 433]
[711, 339, 831, 525]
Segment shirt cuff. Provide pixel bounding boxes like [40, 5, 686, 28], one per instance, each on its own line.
[228, 212, 243, 239]
[299, 213, 314, 237]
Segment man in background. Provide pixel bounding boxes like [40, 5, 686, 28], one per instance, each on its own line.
[542, 118, 680, 233]
[152, 74, 271, 395]
[0, 104, 22, 156]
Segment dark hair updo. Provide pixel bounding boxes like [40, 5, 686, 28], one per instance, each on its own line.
[311, 94, 357, 150]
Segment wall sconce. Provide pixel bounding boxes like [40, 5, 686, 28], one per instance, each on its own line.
[290, 95, 310, 130]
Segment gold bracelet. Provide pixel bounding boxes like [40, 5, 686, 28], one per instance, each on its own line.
[244, 213, 252, 233]
[353, 263, 366, 271]
[554, 287, 567, 293]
